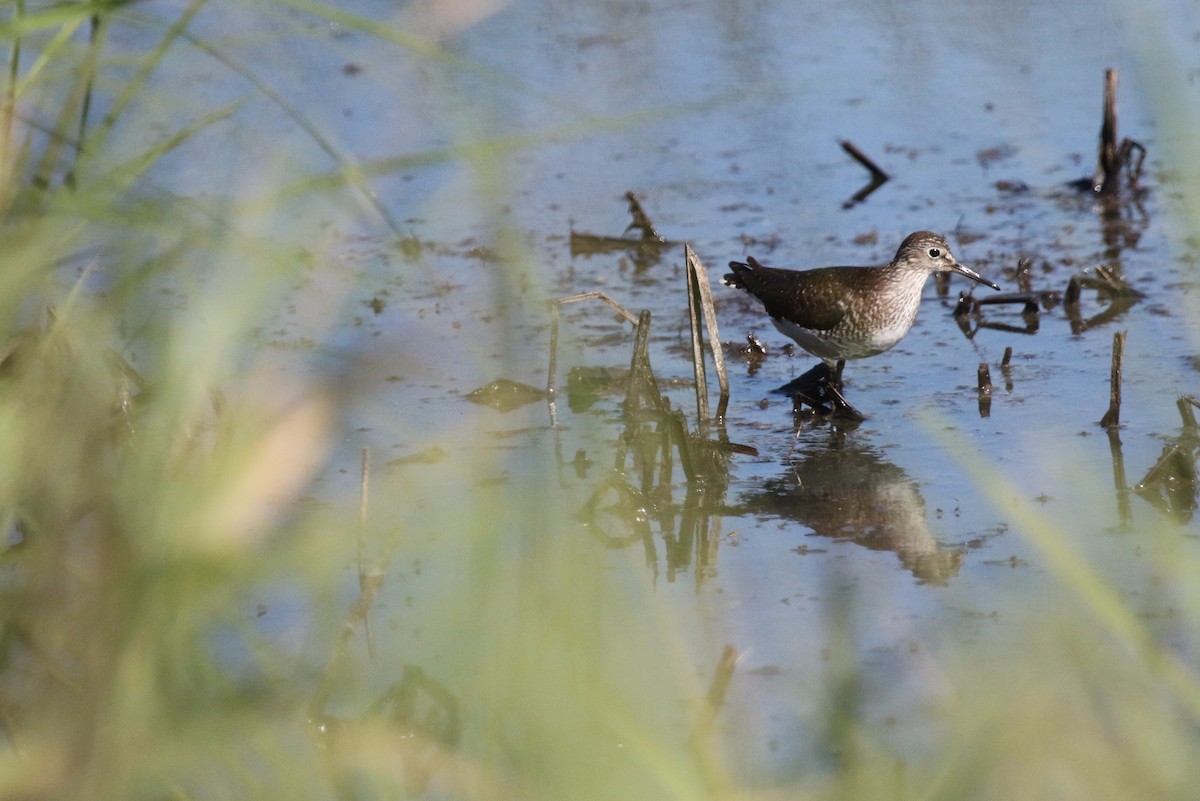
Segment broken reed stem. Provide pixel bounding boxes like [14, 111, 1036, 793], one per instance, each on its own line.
[668, 408, 696, 484]
[684, 244, 730, 422]
[839, 139, 889, 181]
[1095, 68, 1120, 194]
[553, 291, 640, 325]
[547, 291, 641, 423]
[1015, 257, 1033, 293]
[977, 362, 993, 418]
[1105, 424, 1133, 528]
[624, 309, 655, 414]
[1099, 330, 1126, 428]
[624, 191, 664, 241]
[977, 363, 992, 396]
[686, 248, 710, 422]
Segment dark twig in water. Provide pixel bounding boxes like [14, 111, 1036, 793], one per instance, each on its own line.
[952, 292, 975, 320]
[1065, 268, 1143, 334]
[1105, 425, 1133, 528]
[978, 363, 993, 418]
[839, 140, 889, 208]
[1087, 68, 1147, 195]
[954, 290, 1044, 339]
[973, 292, 1046, 315]
[1095, 68, 1120, 194]
[1015, 257, 1033, 293]
[624, 309, 662, 416]
[623, 191, 665, 242]
[1090, 265, 1144, 298]
[569, 192, 678, 268]
[686, 255, 709, 423]
[999, 346, 1015, 392]
[1099, 330, 1126, 428]
[840, 140, 889, 182]
[977, 363, 992, 396]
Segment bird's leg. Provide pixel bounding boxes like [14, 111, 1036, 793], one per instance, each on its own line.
[831, 360, 846, 390]
[825, 359, 864, 420]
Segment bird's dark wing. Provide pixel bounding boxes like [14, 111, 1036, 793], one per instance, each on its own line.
[724, 257, 847, 331]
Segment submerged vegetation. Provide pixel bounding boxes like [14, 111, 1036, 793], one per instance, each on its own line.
[0, 2, 1198, 801]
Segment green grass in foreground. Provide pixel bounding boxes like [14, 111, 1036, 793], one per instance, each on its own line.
[0, 3, 1199, 801]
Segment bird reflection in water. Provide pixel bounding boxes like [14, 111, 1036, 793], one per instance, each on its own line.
[741, 430, 964, 585]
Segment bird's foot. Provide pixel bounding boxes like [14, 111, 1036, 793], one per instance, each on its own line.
[824, 382, 866, 421]
[773, 362, 833, 398]
[779, 363, 865, 420]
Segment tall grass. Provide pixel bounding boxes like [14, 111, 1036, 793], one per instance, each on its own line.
[0, 3, 723, 800]
[0, 3, 353, 798]
[0, 3, 1199, 801]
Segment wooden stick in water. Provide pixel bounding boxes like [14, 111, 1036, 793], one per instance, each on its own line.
[840, 140, 889, 182]
[1099, 330, 1126, 427]
[1095, 68, 1120, 194]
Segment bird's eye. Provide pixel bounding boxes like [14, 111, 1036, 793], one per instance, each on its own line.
[928, 247, 942, 258]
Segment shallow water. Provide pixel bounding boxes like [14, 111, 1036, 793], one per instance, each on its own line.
[100, 0, 1200, 791]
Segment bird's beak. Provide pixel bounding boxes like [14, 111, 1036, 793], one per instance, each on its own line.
[950, 261, 1000, 291]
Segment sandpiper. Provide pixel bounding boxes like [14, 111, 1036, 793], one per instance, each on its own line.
[725, 231, 999, 417]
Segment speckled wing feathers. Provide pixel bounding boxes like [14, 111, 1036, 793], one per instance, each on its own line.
[724, 257, 848, 331]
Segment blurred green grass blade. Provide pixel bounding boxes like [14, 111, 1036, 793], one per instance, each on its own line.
[0, 0, 23, 195]
[11, 16, 85, 99]
[933, 421, 1200, 722]
[68, 12, 107, 184]
[88, 0, 208, 159]
[268, 92, 741, 205]
[177, 27, 403, 237]
[0, 1, 142, 38]
[28, 17, 96, 189]
[106, 98, 245, 192]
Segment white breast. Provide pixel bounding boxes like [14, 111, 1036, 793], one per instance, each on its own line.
[770, 279, 926, 361]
